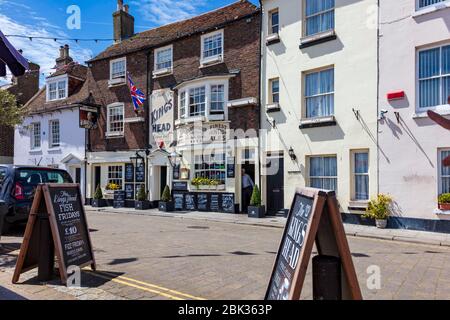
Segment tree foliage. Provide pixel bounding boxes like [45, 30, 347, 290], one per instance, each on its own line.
[0, 89, 26, 127]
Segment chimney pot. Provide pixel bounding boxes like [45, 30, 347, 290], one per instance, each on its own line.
[117, 0, 124, 11]
[124, 4, 129, 13]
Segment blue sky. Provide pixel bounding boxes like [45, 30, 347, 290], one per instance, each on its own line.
[0, 0, 258, 84]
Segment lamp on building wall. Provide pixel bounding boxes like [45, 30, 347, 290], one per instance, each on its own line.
[288, 147, 297, 161]
[168, 151, 182, 168]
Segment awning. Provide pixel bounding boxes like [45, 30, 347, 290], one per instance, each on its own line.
[0, 30, 29, 77]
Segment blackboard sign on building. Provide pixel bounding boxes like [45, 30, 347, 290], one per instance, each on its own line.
[125, 184, 135, 200]
[173, 192, 184, 211]
[265, 188, 362, 301]
[221, 193, 235, 213]
[113, 190, 126, 208]
[173, 181, 188, 191]
[210, 194, 220, 212]
[173, 164, 181, 180]
[185, 194, 196, 211]
[125, 163, 134, 183]
[135, 160, 145, 183]
[13, 184, 96, 285]
[197, 194, 208, 211]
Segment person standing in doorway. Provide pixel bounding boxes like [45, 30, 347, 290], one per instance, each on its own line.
[242, 169, 255, 213]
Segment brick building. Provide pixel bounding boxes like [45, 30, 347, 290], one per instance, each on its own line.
[0, 58, 39, 163]
[85, 0, 261, 211]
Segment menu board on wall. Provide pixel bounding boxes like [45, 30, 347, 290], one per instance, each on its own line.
[227, 157, 235, 178]
[173, 193, 184, 211]
[125, 163, 134, 183]
[135, 161, 145, 183]
[210, 194, 220, 212]
[125, 184, 135, 200]
[221, 193, 235, 213]
[185, 194, 196, 211]
[197, 194, 208, 211]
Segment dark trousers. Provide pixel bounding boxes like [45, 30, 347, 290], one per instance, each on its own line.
[242, 186, 253, 213]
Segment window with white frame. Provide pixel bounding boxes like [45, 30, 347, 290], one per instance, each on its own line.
[201, 30, 224, 62]
[194, 153, 226, 184]
[269, 9, 279, 35]
[269, 78, 280, 104]
[305, 0, 335, 37]
[110, 57, 126, 80]
[155, 46, 173, 71]
[49, 120, 60, 148]
[30, 122, 41, 149]
[179, 91, 187, 119]
[352, 151, 369, 201]
[418, 0, 446, 9]
[210, 85, 225, 113]
[47, 79, 67, 101]
[439, 149, 450, 194]
[309, 155, 337, 191]
[108, 165, 123, 189]
[418, 45, 450, 109]
[305, 68, 334, 118]
[107, 104, 124, 135]
[188, 86, 206, 117]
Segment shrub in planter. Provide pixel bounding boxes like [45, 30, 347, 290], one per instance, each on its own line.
[438, 193, 450, 211]
[159, 185, 174, 212]
[92, 185, 107, 208]
[363, 194, 393, 229]
[135, 186, 151, 210]
[248, 185, 265, 218]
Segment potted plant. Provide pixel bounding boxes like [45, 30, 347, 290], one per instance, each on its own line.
[363, 194, 393, 229]
[135, 186, 151, 210]
[91, 185, 107, 208]
[159, 185, 174, 212]
[248, 185, 265, 218]
[438, 193, 450, 211]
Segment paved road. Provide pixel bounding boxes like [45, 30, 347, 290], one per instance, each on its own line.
[2, 211, 450, 300]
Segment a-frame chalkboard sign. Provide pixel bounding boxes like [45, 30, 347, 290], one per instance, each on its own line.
[13, 184, 96, 285]
[265, 188, 362, 300]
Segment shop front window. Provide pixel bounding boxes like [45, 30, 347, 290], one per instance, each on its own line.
[194, 153, 226, 184]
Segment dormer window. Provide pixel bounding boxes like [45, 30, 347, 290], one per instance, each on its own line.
[46, 76, 68, 102]
[201, 30, 224, 67]
[109, 57, 127, 86]
[153, 45, 173, 78]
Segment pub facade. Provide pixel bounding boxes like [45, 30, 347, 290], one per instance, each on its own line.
[85, 0, 261, 212]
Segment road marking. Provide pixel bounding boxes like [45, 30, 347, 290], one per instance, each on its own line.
[87, 271, 184, 300]
[98, 270, 206, 300]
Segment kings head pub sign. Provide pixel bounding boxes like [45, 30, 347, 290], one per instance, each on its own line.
[172, 191, 237, 213]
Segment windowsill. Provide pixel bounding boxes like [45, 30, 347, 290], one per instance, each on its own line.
[105, 132, 124, 139]
[300, 30, 337, 49]
[412, 106, 450, 119]
[29, 149, 42, 154]
[266, 103, 281, 113]
[434, 208, 450, 215]
[266, 33, 280, 45]
[208, 113, 225, 121]
[175, 116, 206, 126]
[299, 116, 336, 129]
[48, 147, 62, 152]
[348, 201, 369, 212]
[152, 68, 173, 78]
[413, 1, 450, 17]
[108, 78, 127, 87]
[46, 97, 67, 103]
[200, 56, 224, 68]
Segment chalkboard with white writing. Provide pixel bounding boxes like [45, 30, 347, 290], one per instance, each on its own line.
[221, 193, 235, 213]
[266, 193, 314, 300]
[125, 184, 134, 200]
[135, 161, 145, 183]
[125, 164, 134, 183]
[197, 194, 208, 211]
[173, 192, 184, 210]
[185, 194, 196, 211]
[47, 185, 95, 270]
[210, 194, 220, 212]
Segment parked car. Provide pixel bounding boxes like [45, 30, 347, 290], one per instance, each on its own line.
[0, 165, 73, 233]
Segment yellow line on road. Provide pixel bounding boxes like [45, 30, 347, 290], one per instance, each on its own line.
[98, 270, 206, 300]
[87, 271, 184, 300]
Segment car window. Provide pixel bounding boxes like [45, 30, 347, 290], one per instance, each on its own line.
[17, 169, 72, 185]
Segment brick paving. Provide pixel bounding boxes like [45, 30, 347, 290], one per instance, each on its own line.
[2, 210, 450, 300]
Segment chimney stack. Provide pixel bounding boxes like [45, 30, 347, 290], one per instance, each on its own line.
[113, 0, 134, 43]
[55, 44, 73, 69]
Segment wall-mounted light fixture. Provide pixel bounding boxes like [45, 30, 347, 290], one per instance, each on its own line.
[288, 147, 297, 161]
[168, 151, 182, 168]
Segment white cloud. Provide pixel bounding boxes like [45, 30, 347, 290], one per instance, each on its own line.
[132, 0, 207, 25]
[0, 1, 93, 86]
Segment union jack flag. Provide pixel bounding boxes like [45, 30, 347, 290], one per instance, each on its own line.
[127, 72, 146, 112]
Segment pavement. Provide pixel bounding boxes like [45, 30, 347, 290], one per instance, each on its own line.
[1, 208, 450, 300]
[86, 206, 450, 247]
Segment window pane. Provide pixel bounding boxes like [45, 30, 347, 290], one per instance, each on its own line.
[355, 153, 368, 174]
[305, 0, 335, 36]
[419, 48, 440, 79]
[443, 76, 450, 105]
[355, 175, 369, 200]
[442, 151, 450, 176]
[271, 11, 279, 34]
[419, 78, 440, 108]
[203, 33, 223, 58]
[443, 46, 450, 75]
[189, 86, 206, 117]
[156, 48, 172, 70]
[419, 0, 445, 8]
[305, 69, 334, 117]
[211, 85, 225, 112]
[112, 60, 125, 78]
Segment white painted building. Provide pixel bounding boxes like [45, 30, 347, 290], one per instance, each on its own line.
[14, 45, 90, 196]
[260, 0, 379, 215]
[378, 0, 450, 231]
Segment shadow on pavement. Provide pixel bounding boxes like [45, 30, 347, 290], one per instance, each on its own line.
[0, 285, 27, 300]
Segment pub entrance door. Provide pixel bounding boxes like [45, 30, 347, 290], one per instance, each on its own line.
[160, 166, 167, 199]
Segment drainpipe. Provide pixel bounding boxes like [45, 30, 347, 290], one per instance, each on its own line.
[258, 0, 264, 196]
[376, 0, 380, 196]
[145, 49, 153, 196]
